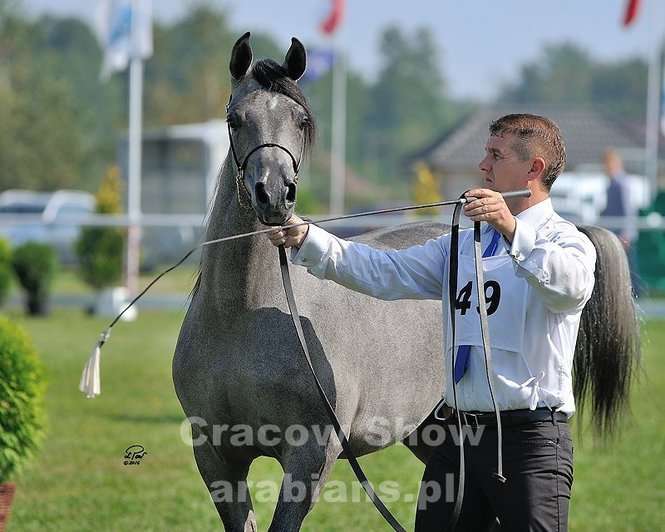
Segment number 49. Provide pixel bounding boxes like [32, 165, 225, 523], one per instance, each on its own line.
[454, 280, 501, 316]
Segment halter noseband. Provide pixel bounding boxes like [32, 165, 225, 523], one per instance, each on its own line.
[226, 98, 305, 208]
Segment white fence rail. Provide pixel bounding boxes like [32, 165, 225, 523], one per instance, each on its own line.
[1, 213, 665, 231]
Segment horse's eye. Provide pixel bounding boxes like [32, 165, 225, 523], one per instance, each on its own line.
[227, 113, 241, 131]
[298, 116, 310, 130]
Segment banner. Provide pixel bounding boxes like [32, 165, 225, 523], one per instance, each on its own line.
[97, 0, 153, 79]
[301, 48, 335, 83]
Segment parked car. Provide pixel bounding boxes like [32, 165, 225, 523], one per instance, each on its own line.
[0, 189, 95, 263]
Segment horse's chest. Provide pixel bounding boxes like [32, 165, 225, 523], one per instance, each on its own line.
[174, 319, 305, 420]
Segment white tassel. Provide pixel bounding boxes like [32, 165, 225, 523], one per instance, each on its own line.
[79, 329, 110, 399]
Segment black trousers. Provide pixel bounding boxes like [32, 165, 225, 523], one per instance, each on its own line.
[414, 412, 574, 532]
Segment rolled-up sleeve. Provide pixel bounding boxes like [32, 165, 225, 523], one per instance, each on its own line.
[507, 218, 596, 313]
[290, 224, 448, 300]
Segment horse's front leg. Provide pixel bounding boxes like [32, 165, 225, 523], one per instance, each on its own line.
[191, 426, 257, 532]
[268, 432, 341, 532]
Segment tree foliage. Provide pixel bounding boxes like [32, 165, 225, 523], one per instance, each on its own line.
[363, 26, 454, 187]
[0, 237, 11, 306]
[499, 42, 647, 121]
[76, 167, 124, 290]
[0, 8, 87, 191]
[11, 241, 58, 315]
[0, 315, 45, 482]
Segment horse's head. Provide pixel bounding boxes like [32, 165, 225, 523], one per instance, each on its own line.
[227, 32, 315, 225]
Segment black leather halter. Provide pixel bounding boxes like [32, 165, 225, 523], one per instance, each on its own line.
[226, 99, 305, 209]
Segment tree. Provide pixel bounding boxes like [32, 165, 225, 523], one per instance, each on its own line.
[0, 60, 85, 190]
[0, 11, 98, 191]
[33, 16, 125, 183]
[499, 43, 647, 121]
[364, 26, 453, 187]
[144, 5, 281, 126]
[502, 43, 593, 105]
[76, 167, 124, 291]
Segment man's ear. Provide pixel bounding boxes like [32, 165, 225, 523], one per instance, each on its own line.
[230, 32, 253, 81]
[528, 157, 547, 181]
[283, 37, 307, 81]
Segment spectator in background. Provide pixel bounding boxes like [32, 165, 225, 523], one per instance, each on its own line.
[601, 148, 640, 294]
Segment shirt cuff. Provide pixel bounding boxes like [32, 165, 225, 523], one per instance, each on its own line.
[289, 224, 331, 267]
[507, 217, 536, 262]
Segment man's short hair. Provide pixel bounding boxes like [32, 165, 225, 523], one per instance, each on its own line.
[489, 114, 566, 190]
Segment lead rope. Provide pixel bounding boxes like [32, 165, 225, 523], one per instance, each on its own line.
[446, 196, 465, 530]
[446, 193, 509, 530]
[472, 220, 507, 487]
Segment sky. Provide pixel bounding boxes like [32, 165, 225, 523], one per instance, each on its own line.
[20, 0, 665, 100]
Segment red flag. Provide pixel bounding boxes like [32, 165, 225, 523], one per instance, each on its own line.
[320, 0, 345, 35]
[623, 0, 640, 26]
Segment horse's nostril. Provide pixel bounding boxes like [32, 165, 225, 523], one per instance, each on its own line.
[286, 183, 297, 203]
[255, 182, 270, 204]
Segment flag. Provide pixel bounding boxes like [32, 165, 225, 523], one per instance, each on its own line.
[301, 48, 335, 84]
[320, 0, 345, 35]
[623, 0, 640, 26]
[97, 0, 153, 79]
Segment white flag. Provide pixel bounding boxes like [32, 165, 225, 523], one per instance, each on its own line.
[96, 0, 153, 79]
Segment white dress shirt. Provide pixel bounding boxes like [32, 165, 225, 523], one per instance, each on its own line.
[291, 198, 596, 416]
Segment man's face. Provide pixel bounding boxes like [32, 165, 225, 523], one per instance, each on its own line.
[478, 133, 532, 193]
[604, 153, 623, 178]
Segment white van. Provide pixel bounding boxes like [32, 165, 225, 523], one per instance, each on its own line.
[550, 172, 650, 225]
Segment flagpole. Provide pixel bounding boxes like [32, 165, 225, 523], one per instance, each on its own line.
[330, 43, 346, 214]
[126, 0, 144, 297]
[645, 30, 661, 200]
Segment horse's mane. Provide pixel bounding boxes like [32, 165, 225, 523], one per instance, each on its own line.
[250, 59, 316, 152]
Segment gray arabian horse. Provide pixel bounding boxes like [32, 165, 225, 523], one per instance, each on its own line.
[173, 33, 640, 531]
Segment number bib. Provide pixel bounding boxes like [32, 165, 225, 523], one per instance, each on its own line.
[447, 253, 528, 354]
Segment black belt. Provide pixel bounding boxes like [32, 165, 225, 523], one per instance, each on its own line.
[442, 406, 568, 428]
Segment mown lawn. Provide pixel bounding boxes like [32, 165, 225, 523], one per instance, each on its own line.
[6, 310, 665, 531]
[8, 265, 200, 298]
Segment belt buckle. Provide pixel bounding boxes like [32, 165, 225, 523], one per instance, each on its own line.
[462, 411, 480, 429]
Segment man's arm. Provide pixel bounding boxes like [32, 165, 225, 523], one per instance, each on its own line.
[507, 218, 596, 313]
[268, 215, 447, 301]
[462, 188, 596, 313]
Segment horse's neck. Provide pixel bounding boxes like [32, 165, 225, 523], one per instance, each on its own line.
[199, 163, 280, 312]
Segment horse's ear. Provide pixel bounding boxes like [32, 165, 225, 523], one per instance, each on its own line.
[230, 32, 253, 81]
[283, 37, 306, 82]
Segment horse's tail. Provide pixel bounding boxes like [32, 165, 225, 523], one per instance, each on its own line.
[574, 225, 641, 437]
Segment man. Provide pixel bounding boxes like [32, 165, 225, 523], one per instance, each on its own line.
[601, 148, 636, 247]
[268, 114, 596, 531]
[601, 148, 640, 294]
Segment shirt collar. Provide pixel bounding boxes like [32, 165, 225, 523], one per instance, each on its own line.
[514, 197, 554, 228]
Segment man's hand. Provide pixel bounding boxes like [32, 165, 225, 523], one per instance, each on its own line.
[463, 189, 517, 242]
[267, 214, 309, 249]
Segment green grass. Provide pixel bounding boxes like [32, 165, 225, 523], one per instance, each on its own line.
[5, 310, 665, 531]
[8, 266, 199, 298]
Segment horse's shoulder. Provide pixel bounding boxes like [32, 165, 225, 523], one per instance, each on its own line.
[347, 221, 450, 250]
